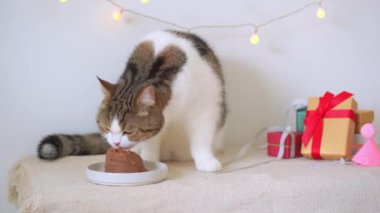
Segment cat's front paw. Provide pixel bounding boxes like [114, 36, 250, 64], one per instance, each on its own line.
[195, 157, 222, 172]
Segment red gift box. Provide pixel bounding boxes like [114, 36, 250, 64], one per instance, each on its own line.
[267, 131, 303, 159]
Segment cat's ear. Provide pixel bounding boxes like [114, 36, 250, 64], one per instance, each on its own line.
[97, 76, 116, 97]
[137, 85, 156, 108]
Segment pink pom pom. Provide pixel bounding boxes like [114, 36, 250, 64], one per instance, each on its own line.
[361, 123, 376, 139]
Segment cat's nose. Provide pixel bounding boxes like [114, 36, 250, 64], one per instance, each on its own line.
[114, 142, 120, 147]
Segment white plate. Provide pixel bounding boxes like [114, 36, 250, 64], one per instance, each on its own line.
[86, 161, 168, 186]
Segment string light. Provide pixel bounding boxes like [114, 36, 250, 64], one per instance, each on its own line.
[64, 0, 329, 46]
[140, 0, 150, 4]
[112, 10, 123, 21]
[250, 29, 260, 45]
[316, 5, 326, 19]
[59, 0, 68, 3]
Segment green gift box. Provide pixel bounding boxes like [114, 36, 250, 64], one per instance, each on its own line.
[296, 108, 306, 132]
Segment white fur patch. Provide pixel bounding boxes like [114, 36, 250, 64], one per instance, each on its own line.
[40, 143, 58, 158]
[110, 117, 121, 133]
[136, 31, 225, 172]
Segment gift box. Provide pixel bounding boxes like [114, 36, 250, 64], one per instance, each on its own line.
[301, 91, 357, 160]
[296, 108, 306, 133]
[355, 110, 374, 133]
[267, 131, 302, 159]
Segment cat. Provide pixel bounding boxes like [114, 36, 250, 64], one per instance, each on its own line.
[38, 30, 227, 172]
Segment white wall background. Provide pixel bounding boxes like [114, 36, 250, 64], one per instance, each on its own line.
[1, 0, 379, 211]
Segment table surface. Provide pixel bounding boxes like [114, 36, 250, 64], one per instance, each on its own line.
[8, 149, 380, 213]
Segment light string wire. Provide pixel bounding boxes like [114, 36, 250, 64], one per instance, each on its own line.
[106, 0, 326, 34]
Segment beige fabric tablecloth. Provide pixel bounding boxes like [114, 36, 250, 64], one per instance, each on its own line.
[8, 149, 380, 213]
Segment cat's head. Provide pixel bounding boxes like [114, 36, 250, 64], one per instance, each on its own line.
[96, 77, 164, 148]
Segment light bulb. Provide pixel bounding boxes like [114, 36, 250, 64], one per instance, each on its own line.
[59, 0, 68, 3]
[113, 10, 123, 21]
[250, 33, 260, 45]
[316, 7, 326, 19]
[141, 0, 150, 4]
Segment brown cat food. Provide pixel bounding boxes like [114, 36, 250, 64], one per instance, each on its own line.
[105, 148, 147, 173]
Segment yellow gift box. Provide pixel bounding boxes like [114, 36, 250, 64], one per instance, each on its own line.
[301, 92, 358, 160]
[355, 110, 374, 133]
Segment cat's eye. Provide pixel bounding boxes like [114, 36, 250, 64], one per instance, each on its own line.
[123, 131, 133, 135]
[139, 128, 157, 133]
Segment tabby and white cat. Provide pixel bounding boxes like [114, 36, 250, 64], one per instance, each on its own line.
[38, 30, 227, 172]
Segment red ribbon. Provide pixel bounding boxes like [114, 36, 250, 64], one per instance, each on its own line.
[301, 91, 356, 159]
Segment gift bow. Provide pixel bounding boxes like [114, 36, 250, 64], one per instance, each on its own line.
[301, 91, 357, 159]
[268, 126, 295, 159]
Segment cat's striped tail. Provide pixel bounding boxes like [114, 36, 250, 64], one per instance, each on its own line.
[37, 133, 110, 160]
